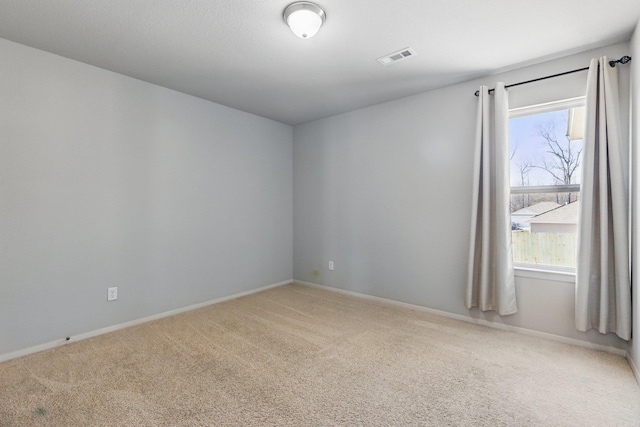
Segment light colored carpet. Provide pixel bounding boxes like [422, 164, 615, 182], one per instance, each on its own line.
[0, 283, 638, 426]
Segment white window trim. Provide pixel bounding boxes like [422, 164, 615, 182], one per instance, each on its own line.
[514, 265, 576, 283]
[509, 97, 585, 281]
[509, 96, 585, 118]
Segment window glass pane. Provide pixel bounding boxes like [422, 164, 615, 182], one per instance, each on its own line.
[510, 193, 579, 268]
[509, 108, 583, 188]
[509, 103, 584, 269]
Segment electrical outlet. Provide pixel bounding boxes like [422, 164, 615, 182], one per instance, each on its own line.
[107, 287, 118, 301]
[328, 261, 334, 271]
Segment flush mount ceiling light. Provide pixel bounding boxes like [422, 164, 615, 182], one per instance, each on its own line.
[283, 2, 326, 39]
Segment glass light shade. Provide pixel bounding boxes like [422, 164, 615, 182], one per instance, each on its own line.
[287, 10, 322, 38]
[284, 3, 326, 39]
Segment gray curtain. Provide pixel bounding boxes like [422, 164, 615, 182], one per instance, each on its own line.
[466, 83, 517, 315]
[576, 57, 631, 340]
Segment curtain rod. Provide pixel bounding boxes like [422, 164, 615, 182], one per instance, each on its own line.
[473, 55, 632, 97]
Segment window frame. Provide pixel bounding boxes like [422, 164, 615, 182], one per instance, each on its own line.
[509, 96, 586, 280]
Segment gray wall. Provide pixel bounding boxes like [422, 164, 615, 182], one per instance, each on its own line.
[293, 42, 631, 350]
[0, 39, 293, 356]
[631, 20, 640, 369]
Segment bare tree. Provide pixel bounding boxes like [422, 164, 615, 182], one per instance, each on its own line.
[510, 143, 518, 161]
[515, 157, 533, 209]
[532, 118, 582, 203]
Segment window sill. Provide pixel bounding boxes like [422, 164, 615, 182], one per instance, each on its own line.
[514, 265, 576, 283]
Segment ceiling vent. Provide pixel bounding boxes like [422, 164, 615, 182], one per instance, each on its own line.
[377, 48, 417, 66]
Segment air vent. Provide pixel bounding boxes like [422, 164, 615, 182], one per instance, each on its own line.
[377, 48, 417, 66]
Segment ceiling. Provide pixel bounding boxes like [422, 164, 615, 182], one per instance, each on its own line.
[1, 1, 639, 126]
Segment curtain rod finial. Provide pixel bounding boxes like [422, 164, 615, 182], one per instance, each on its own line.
[609, 55, 632, 67]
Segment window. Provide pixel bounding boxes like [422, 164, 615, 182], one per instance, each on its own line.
[509, 97, 585, 272]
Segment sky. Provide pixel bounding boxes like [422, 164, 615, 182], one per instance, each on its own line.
[509, 108, 583, 187]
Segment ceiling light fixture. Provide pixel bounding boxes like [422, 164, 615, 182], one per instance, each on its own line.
[283, 2, 326, 39]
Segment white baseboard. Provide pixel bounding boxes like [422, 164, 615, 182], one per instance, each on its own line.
[0, 279, 293, 363]
[295, 280, 628, 357]
[4, 279, 630, 366]
[627, 352, 640, 385]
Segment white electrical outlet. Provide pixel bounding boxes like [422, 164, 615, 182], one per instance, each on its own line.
[107, 287, 118, 301]
[328, 261, 334, 271]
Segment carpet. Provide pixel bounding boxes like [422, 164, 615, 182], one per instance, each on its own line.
[1, 283, 638, 426]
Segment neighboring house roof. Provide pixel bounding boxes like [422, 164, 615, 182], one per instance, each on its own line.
[511, 202, 561, 217]
[529, 201, 579, 224]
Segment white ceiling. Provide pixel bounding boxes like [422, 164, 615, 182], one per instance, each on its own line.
[1, 1, 639, 125]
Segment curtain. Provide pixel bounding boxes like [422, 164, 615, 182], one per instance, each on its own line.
[466, 83, 517, 315]
[576, 56, 631, 340]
